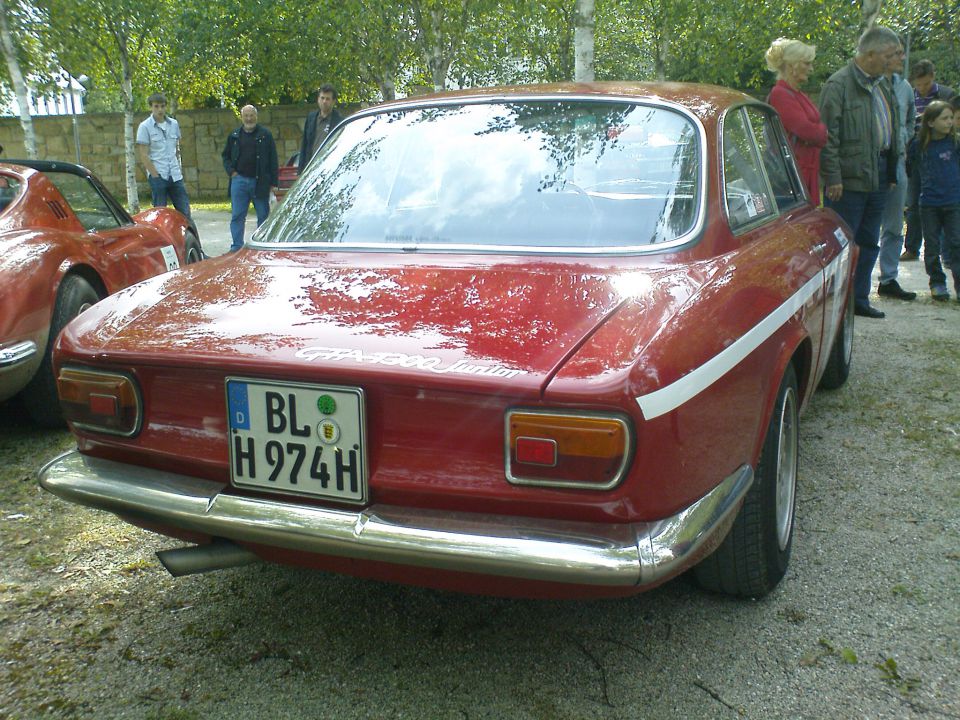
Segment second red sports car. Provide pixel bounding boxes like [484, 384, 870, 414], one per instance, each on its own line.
[0, 160, 202, 425]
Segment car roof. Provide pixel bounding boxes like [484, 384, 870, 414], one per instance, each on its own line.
[368, 82, 761, 123]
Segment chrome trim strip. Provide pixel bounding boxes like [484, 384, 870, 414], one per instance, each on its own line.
[635, 243, 850, 420]
[38, 450, 752, 587]
[0, 340, 37, 368]
[249, 93, 708, 257]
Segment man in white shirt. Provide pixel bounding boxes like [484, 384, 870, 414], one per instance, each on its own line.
[136, 92, 191, 219]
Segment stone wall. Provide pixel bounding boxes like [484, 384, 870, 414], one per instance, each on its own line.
[0, 104, 324, 202]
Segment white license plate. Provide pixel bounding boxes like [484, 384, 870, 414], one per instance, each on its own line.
[226, 378, 367, 503]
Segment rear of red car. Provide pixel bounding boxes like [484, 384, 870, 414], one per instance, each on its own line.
[39, 85, 846, 598]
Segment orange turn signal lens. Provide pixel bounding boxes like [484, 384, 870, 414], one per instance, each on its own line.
[57, 367, 142, 436]
[505, 410, 632, 489]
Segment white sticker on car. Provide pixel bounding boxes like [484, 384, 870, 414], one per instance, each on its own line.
[296, 346, 526, 379]
[160, 245, 180, 271]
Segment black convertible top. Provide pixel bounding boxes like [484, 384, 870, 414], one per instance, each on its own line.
[1, 159, 94, 178]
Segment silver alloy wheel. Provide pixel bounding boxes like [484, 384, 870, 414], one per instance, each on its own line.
[775, 386, 799, 551]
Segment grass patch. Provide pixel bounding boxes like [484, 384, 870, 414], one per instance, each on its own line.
[191, 199, 231, 212]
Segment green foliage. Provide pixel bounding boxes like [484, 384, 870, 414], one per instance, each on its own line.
[874, 657, 921, 694]
[7, 0, 960, 114]
[800, 637, 859, 667]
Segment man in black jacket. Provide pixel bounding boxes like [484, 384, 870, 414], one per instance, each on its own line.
[298, 84, 343, 175]
[222, 105, 279, 252]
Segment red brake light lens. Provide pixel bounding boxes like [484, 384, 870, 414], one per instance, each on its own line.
[506, 410, 632, 489]
[57, 368, 142, 436]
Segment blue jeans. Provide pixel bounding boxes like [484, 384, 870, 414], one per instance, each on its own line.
[148, 175, 191, 220]
[903, 164, 922, 255]
[919, 204, 960, 292]
[229, 175, 269, 251]
[878, 160, 907, 284]
[825, 181, 888, 308]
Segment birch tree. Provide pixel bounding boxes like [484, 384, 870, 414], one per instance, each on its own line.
[573, 0, 594, 81]
[35, 0, 168, 212]
[0, 0, 37, 157]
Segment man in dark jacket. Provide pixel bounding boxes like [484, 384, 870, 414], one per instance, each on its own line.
[819, 26, 902, 319]
[298, 84, 343, 175]
[222, 105, 279, 252]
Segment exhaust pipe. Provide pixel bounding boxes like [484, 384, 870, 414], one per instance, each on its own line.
[156, 539, 260, 577]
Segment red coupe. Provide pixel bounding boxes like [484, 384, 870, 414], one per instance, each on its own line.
[0, 160, 202, 425]
[39, 84, 855, 599]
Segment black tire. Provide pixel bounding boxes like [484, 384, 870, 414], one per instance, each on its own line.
[819, 292, 854, 390]
[22, 275, 100, 427]
[694, 364, 799, 598]
[184, 231, 204, 264]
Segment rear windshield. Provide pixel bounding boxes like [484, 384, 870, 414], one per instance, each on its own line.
[260, 100, 702, 251]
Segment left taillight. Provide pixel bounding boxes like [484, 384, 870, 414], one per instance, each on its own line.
[57, 367, 142, 436]
[505, 410, 633, 490]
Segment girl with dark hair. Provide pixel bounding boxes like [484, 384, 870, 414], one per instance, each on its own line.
[908, 100, 960, 300]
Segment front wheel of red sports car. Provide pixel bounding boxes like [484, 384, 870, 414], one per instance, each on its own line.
[23, 275, 100, 427]
[694, 364, 799, 598]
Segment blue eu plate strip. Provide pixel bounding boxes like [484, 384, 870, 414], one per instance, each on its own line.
[227, 382, 250, 430]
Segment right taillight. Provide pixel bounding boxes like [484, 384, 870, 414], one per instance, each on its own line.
[505, 410, 633, 490]
[57, 367, 142, 436]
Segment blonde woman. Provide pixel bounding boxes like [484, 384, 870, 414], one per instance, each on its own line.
[765, 38, 828, 202]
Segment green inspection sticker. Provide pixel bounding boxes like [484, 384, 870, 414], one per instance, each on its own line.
[317, 394, 337, 415]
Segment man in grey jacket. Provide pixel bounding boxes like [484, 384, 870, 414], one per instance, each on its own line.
[820, 26, 902, 318]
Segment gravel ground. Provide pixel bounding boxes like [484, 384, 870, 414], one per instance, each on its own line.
[0, 257, 957, 720]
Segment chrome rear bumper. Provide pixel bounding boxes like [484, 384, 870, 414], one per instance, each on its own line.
[0, 340, 37, 368]
[39, 449, 751, 587]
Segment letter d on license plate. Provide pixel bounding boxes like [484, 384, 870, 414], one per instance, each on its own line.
[226, 378, 367, 503]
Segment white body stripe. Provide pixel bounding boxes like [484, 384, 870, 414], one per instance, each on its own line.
[635, 244, 850, 420]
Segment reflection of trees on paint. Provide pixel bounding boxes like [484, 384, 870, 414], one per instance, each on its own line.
[122, 256, 632, 370]
[258, 100, 701, 248]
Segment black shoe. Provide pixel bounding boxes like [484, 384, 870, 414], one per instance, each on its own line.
[877, 280, 917, 301]
[899, 250, 919, 261]
[854, 303, 885, 318]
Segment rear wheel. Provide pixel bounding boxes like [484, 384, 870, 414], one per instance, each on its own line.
[23, 275, 100, 427]
[184, 231, 204, 264]
[819, 293, 854, 390]
[694, 364, 799, 598]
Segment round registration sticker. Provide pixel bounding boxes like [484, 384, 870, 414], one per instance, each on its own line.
[317, 394, 337, 415]
[317, 419, 341, 445]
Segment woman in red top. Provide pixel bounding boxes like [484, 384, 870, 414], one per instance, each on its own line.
[765, 38, 828, 204]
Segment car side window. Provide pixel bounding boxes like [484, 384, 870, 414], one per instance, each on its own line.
[722, 108, 776, 231]
[0, 175, 22, 213]
[46, 172, 122, 232]
[745, 106, 806, 211]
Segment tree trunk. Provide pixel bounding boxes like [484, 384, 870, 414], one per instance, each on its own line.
[574, 0, 595, 82]
[429, 7, 449, 91]
[655, 26, 670, 81]
[378, 76, 396, 102]
[861, 0, 882, 32]
[0, 0, 37, 158]
[119, 54, 140, 212]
